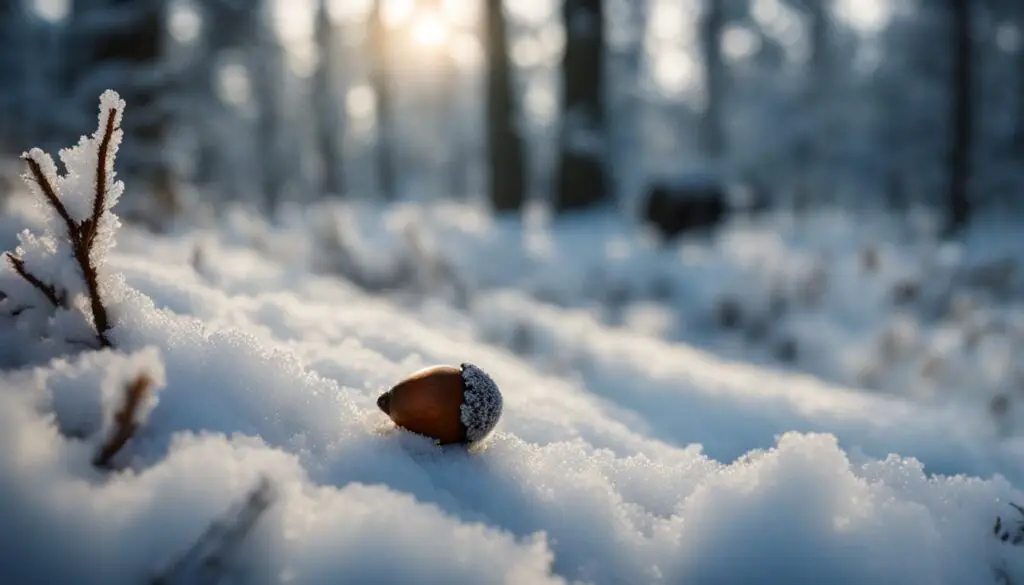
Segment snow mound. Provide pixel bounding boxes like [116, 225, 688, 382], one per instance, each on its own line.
[0, 97, 1023, 584]
[0, 228, 1018, 585]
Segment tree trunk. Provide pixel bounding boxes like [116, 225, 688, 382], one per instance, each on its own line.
[945, 0, 972, 236]
[790, 0, 830, 201]
[1014, 1, 1024, 158]
[191, 0, 259, 199]
[485, 0, 526, 212]
[807, 0, 830, 84]
[69, 0, 166, 166]
[368, 0, 398, 201]
[252, 8, 287, 215]
[554, 0, 608, 213]
[68, 0, 175, 221]
[0, 1, 23, 153]
[698, 0, 725, 159]
[313, 0, 344, 197]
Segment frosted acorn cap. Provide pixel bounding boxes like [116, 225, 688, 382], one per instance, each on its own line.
[376, 363, 503, 445]
[459, 363, 503, 442]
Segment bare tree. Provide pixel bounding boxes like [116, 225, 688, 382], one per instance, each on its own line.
[250, 2, 289, 214]
[786, 0, 831, 199]
[485, 0, 526, 212]
[0, 0, 26, 153]
[313, 0, 345, 197]
[805, 0, 831, 83]
[367, 0, 398, 201]
[191, 0, 259, 190]
[66, 0, 167, 169]
[66, 0, 176, 224]
[698, 0, 726, 159]
[554, 0, 608, 212]
[945, 0, 973, 235]
[1013, 0, 1024, 159]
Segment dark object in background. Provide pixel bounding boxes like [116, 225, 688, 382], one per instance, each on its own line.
[715, 295, 743, 330]
[641, 174, 769, 241]
[774, 337, 800, 364]
[891, 279, 921, 306]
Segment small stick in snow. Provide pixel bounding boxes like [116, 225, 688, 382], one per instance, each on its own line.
[92, 373, 152, 469]
[3, 254, 65, 308]
[149, 476, 278, 585]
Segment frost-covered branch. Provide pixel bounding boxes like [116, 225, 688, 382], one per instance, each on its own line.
[5, 254, 64, 308]
[92, 372, 153, 469]
[0, 90, 127, 355]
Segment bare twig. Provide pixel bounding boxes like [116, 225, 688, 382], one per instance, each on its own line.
[150, 476, 278, 585]
[74, 225, 113, 347]
[92, 373, 152, 469]
[22, 155, 76, 234]
[75, 108, 120, 348]
[4, 253, 65, 308]
[86, 108, 117, 246]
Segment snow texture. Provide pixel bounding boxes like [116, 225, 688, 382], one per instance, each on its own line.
[459, 362, 503, 442]
[1, 111, 1024, 583]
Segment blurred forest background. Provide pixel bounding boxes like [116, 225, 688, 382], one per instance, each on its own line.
[0, 0, 1018, 234]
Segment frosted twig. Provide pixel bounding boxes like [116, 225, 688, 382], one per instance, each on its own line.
[22, 155, 74, 230]
[92, 373, 152, 469]
[150, 476, 278, 585]
[11, 101, 121, 348]
[3, 253, 65, 308]
[76, 106, 119, 346]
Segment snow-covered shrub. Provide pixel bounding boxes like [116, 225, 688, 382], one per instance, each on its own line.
[0, 90, 127, 367]
[308, 203, 468, 306]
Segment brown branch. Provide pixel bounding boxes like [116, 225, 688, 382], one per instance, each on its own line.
[84, 108, 117, 248]
[21, 155, 76, 237]
[74, 107, 120, 349]
[74, 241, 112, 347]
[12, 100, 120, 349]
[5, 252, 64, 308]
[92, 372, 152, 469]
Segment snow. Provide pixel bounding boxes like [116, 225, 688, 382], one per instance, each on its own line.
[1, 96, 1024, 584]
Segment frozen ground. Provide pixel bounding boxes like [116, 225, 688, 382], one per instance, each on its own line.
[1, 100, 1024, 584]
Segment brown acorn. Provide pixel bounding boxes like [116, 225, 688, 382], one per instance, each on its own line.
[376, 363, 503, 445]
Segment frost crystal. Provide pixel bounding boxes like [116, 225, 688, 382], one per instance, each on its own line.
[459, 362, 502, 442]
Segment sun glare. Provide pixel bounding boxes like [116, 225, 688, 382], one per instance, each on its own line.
[410, 12, 449, 48]
[836, 0, 890, 34]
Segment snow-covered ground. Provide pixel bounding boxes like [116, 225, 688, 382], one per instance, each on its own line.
[2, 95, 1024, 584]
[198, 197, 1024, 439]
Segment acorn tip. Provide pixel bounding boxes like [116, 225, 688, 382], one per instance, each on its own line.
[376, 391, 391, 415]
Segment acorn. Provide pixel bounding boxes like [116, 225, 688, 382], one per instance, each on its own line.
[376, 363, 503, 445]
